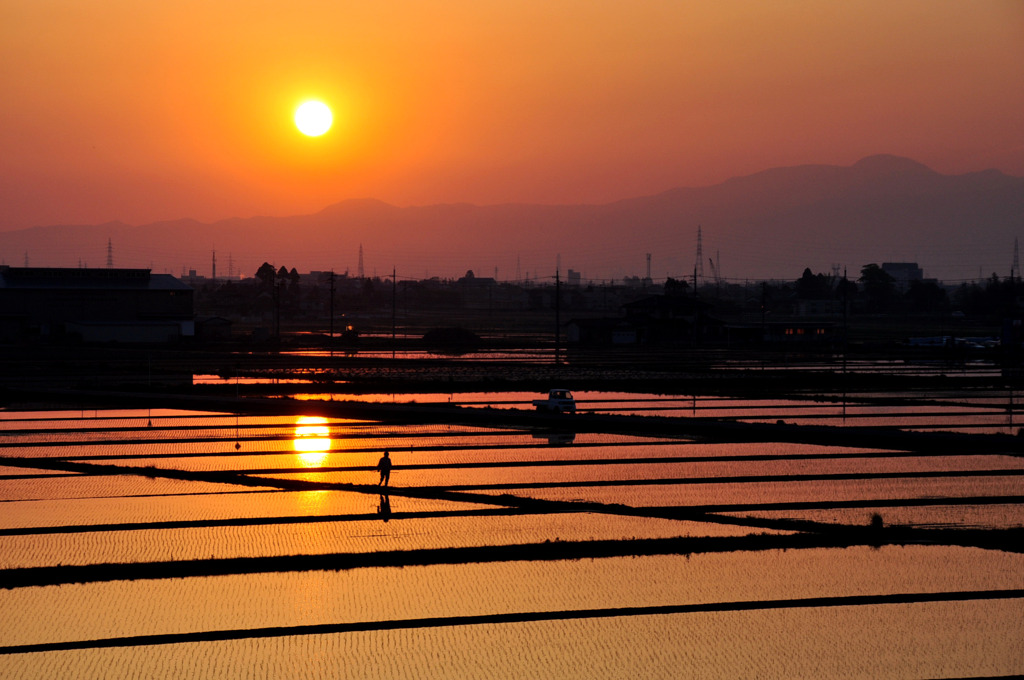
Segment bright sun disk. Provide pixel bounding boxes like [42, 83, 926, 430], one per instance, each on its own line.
[294, 100, 333, 137]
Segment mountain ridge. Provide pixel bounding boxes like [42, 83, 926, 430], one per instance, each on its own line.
[2, 156, 1020, 282]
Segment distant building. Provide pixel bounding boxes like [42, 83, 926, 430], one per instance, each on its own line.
[566, 318, 638, 345]
[762, 321, 834, 344]
[567, 269, 581, 286]
[456, 270, 496, 287]
[882, 262, 924, 292]
[794, 299, 842, 316]
[567, 294, 723, 346]
[0, 266, 193, 343]
[195, 316, 232, 341]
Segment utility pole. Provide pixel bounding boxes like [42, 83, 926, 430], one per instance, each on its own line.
[329, 269, 335, 356]
[761, 281, 767, 332]
[1013, 238, 1020, 283]
[693, 265, 699, 347]
[842, 268, 848, 372]
[695, 225, 704, 283]
[274, 280, 281, 344]
[555, 267, 561, 366]
[716, 249, 721, 296]
[842, 267, 849, 420]
[391, 267, 397, 359]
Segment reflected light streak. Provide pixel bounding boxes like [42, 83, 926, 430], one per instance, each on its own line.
[293, 416, 331, 467]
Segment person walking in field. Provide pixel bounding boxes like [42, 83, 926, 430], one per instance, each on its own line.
[376, 450, 392, 487]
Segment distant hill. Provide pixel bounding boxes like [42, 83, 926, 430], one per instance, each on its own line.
[2, 155, 1020, 283]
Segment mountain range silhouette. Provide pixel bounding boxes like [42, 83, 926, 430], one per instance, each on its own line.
[2, 155, 1020, 283]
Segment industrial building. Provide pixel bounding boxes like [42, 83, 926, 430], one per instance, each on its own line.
[881, 262, 925, 292]
[0, 266, 193, 343]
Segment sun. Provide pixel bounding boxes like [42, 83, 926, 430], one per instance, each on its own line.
[294, 100, 333, 137]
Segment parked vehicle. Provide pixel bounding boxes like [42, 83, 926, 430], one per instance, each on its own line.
[532, 389, 576, 413]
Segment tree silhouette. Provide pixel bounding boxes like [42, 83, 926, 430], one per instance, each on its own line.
[906, 280, 948, 312]
[664, 277, 689, 297]
[859, 264, 897, 313]
[795, 268, 833, 300]
[256, 262, 276, 289]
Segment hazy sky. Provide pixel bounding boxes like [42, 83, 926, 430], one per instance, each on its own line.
[2, 1, 1022, 230]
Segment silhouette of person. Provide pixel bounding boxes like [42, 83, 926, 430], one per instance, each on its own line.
[378, 494, 391, 522]
[376, 450, 392, 486]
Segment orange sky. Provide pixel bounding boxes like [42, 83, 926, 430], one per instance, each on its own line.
[2, 0, 1022, 230]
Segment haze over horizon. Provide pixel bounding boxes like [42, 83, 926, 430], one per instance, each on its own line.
[5, 153, 1023, 229]
[2, 154, 1021, 284]
[2, 1, 1022, 234]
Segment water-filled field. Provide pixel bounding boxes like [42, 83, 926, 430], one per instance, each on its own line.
[293, 390, 1024, 434]
[1, 405, 1021, 678]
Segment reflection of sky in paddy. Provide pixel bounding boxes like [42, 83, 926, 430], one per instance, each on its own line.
[477, 476, 1024, 509]
[292, 416, 331, 467]
[0, 512, 782, 570]
[88, 446, 906, 475]
[0, 489, 492, 531]
[0, 465, 77, 477]
[3, 599, 1019, 679]
[2, 407, 1023, 678]
[0, 432, 562, 459]
[1, 546, 1021, 678]
[285, 391, 1024, 434]
[252, 454, 1024, 490]
[0, 475, 270, 503]
[722, 504, 1024, 530]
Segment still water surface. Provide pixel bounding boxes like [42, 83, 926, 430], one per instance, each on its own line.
[0, 405, 1020, 677]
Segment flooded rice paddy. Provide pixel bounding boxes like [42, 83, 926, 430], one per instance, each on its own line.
[1, 401, 1022, 678]
[293, 390, 1024, 434]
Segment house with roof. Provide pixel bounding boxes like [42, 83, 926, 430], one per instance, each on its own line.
[567, 294, 724, 346]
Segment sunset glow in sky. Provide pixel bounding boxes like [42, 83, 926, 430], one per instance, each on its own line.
[2, 1, 1022, 230]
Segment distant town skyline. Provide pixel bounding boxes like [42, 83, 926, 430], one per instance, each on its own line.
[1, 1, 1022, 232]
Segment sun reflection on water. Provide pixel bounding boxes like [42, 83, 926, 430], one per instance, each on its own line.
[293, 416, 331, 467]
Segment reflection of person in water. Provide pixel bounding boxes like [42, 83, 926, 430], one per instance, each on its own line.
[376, 450, 392, 486]
[378, 494, 391, 522]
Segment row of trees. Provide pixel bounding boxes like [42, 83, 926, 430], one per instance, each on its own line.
[255, 262, 300, 289]
[191, 261, 1022, 325]
[787, 264, 1021, 317]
